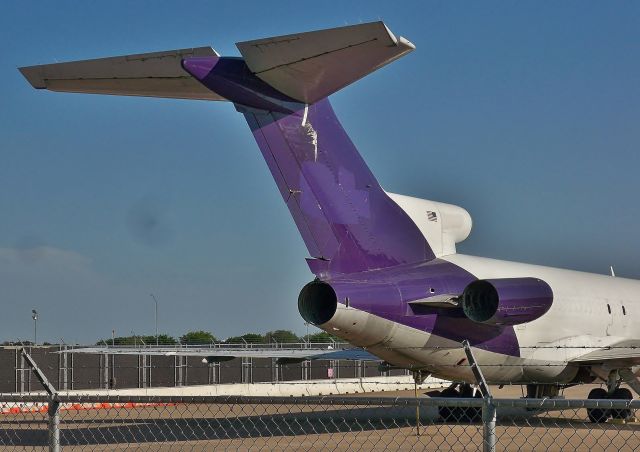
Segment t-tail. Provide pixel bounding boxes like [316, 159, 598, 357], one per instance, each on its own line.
[19, 22, 433, 277]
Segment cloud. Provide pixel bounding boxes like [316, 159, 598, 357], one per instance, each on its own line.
[0, 245, 94, 282]
[0, 244, 108, 343]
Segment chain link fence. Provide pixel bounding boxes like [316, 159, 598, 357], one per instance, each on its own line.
[1, 344, 415, 393]
[0, 394, 638, 451]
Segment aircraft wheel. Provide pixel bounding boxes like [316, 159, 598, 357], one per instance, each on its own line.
[452, 384, 480, 422]
[438, 388, 461, 422]
[587, 388, 610, 423]
[610, 387, 633, 420]
[469, 391, 483, 423]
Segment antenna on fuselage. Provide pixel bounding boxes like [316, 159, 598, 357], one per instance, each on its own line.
[610, 265, 616, 277]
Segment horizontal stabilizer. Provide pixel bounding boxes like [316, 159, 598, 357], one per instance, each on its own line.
[19, 47, 226, 101]
[236, 21, 415, 104]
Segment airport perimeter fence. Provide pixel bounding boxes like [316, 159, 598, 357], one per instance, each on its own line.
[0, 393, 638, 451]
[2, 343, 413, 393]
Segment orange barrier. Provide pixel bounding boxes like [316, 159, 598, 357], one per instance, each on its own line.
[1, 401, 175, 415]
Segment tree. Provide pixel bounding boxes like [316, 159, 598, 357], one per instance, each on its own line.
[2, 340, 31, 346]
[264, 330, 300, 344]
[225, 333, 265, 344]
[303, 331, 337, 343]
[180, 330, 217, 345]
[96, 334, 177, 346]
[154, 334, 178, 345]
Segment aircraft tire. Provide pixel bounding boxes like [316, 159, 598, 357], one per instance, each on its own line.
[466, 391, 483, 423]
[438, 388, 461, 422]
[610, 387, 633, 420]
[448, 384, 480, 422]
[587, 388, 610, 423]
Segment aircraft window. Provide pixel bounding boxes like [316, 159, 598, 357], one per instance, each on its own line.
[622, 305, 626, 315]
[607, 304, 611, 314]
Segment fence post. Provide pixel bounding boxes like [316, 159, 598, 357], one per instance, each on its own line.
[461, 340, 496, 451]
[21, 348, 60, 451]
[48, 396, 60, 452]
[482, 397, 496, 452]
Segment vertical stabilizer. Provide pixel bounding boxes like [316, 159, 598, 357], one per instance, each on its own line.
[242, 99, 434, 276]
[180, 22, 434, 276]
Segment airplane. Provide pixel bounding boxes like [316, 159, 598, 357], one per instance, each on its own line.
[19, 21, 640, 422]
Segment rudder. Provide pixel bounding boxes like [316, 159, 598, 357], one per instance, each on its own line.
[241, 98, 434, 276]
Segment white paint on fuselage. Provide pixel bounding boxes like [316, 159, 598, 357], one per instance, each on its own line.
[380, 193, 640, 383]
[444, 254, 640, 362]
[318, 254, 639, 385]
[320, 303, 578, 384]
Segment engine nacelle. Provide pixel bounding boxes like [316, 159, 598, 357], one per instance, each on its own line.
[461, 278, 553, 326]
[298, 280, 338, 325]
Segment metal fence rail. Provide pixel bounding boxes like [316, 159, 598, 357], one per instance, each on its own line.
[0, 394, 638, 451]
[1, 344, 413, 393]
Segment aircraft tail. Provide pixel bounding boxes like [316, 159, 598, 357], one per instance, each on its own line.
[181, 22, 434, 276]
[19, 22, 434, 276]
[240, 98, 435, 276]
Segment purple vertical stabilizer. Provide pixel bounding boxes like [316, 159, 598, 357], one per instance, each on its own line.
[183, 57, 434, 276]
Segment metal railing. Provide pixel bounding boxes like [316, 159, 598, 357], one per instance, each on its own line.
[1, 343, 406, 393]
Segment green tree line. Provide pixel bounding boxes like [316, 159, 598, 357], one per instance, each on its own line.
[96, 330, 339, 346]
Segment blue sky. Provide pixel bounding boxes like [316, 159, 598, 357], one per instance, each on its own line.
[0, 2, 638, 343]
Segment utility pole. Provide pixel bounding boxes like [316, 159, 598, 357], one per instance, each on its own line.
[31, 309, 38, 345]
[150, 294, 159, 345]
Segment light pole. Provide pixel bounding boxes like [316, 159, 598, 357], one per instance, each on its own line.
[150, 294, 159, 345]
[31, 309, 38, 345]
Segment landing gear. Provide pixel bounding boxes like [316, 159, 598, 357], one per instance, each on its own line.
[438, 387, 460, 422]
[587, 388, 609, 423]
[610, 387, 633, 420]
[526, 384, 559, 399]
[587, 386, 634, 423]
[437, 384, 483, 423]
[459, 384, 483, 422]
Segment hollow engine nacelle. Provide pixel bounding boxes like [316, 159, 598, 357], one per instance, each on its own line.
[298, 280, 339, 326]
[461, 277, 553, 326]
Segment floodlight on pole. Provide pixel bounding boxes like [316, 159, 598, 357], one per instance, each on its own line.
[150, 294, 159, 346]
[31, 309, 38, 345]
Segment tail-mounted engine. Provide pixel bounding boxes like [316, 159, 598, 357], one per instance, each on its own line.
[461, 278, 553, 326]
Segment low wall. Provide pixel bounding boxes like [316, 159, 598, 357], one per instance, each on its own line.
[57, 375, 447, 397]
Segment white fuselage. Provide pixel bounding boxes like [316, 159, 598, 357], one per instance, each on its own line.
[445, 253, 640, 360]
[319, 194, 640, 385]
[320, 254, 640, 384]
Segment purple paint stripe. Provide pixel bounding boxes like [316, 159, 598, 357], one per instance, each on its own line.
[330, 259, 521, 357]
[245, 99, 435, 274]
[182, 57, 219, 81]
